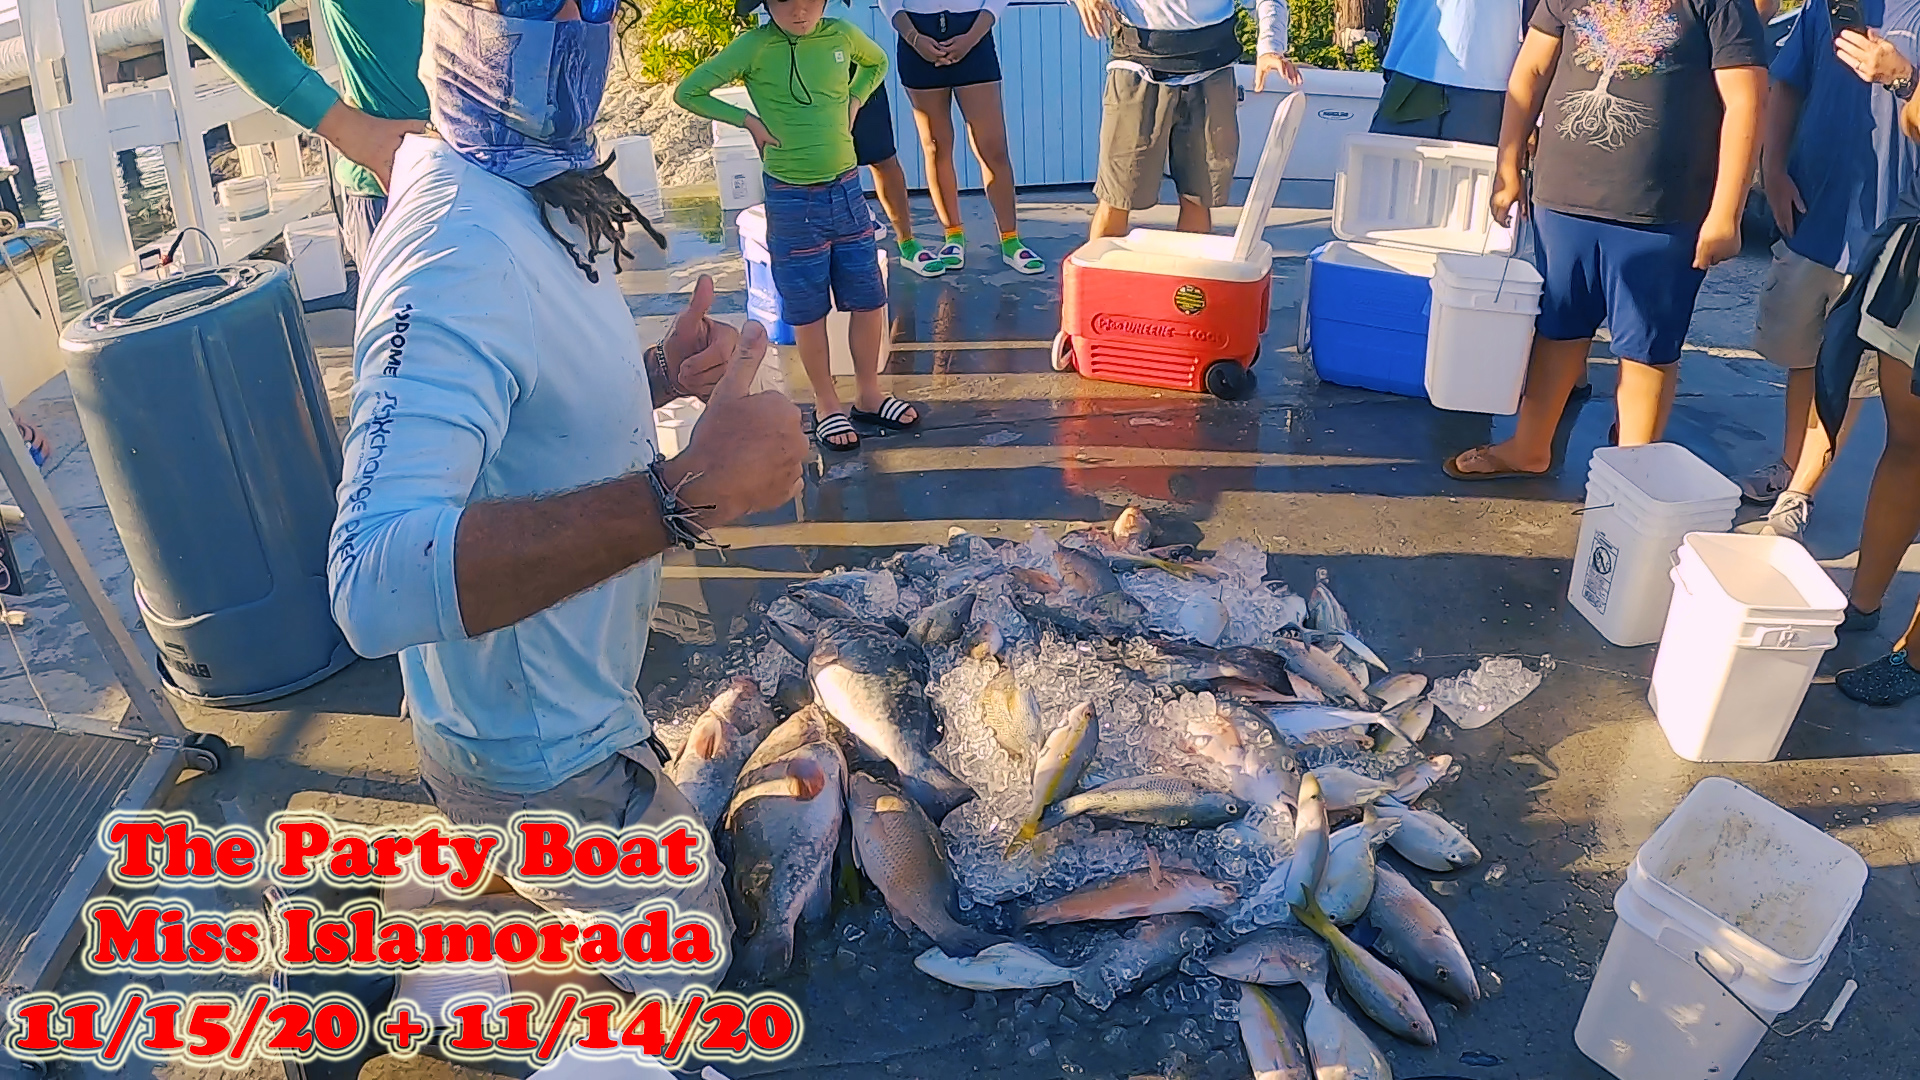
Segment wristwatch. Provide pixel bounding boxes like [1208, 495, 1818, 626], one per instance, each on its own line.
[1891, 68, 1917, 101]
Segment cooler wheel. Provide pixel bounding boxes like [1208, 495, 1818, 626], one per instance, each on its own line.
[1050, 331, 1074, 373]
[1205, 361, 1252, 401]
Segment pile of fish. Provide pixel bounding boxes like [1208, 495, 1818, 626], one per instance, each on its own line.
[654, 508, 1529, 1077]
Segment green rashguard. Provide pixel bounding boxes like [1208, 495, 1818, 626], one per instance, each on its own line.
[675, 20, 888, 187]
[181, 0, 428, 198]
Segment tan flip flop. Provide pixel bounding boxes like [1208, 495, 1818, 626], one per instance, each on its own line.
[1444, 445, 1545, 481]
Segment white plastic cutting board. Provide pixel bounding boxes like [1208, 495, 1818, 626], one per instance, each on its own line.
[1230, 90, 1308, 263]
[1330, 134, 1515, 257]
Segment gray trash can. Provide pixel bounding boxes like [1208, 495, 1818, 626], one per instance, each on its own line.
[61, 260, 356, 705]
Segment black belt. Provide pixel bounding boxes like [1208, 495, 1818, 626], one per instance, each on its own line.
[1109, 15, 1242, 77]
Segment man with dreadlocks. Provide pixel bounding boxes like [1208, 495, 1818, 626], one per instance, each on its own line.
[319, 0, 808, 1059]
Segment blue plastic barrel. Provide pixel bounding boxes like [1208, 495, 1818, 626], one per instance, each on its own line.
[60, 261, 356, 705]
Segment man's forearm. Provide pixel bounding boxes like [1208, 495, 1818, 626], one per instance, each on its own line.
[1498, 33, 1561, 174]
[1708, 68, 1768, 225]
[453, 472, 673, 638]
[1760, 80, 1803, 179]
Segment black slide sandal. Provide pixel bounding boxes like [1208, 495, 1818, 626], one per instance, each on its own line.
[815, 411, 861, 452]
[850, 395, 921, 431]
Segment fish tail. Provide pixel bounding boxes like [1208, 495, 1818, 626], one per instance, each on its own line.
[904, 760, 977, 825]
[1004, 821, 1039, 857]
[1289, 890, 1337, 939]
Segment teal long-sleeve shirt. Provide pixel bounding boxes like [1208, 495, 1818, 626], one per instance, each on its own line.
[181, 0, 428, 197]
[675, 20, 887, 186]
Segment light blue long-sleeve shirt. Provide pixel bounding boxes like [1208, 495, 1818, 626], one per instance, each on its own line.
[329, 135, 661, 795]
[1380, 0, 1524, 93]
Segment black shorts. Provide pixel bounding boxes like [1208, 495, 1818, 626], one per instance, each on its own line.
[895, 10, 1002, 90]
[853, 83, 897, 166]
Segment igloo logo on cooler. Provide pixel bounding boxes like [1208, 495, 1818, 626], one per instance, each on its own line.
[1092, 314, 1225, 346]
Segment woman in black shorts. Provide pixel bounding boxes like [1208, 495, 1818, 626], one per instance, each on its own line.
[881, 0, 1045, 275]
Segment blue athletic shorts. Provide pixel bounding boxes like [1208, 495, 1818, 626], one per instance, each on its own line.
[762, 169, 888, 327]
[1531, 205, 1706, 366]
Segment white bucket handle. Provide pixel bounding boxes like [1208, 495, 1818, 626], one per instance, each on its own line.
[1693, 951, 1859, 1041]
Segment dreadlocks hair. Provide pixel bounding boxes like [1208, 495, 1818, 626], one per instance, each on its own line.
[529, 153, 667, 283]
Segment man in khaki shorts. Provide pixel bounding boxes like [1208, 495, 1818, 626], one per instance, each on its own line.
[1744, 7, 1920, 540]
[1748, 242, 1882, 540]
[1070, 0, 1296, 240]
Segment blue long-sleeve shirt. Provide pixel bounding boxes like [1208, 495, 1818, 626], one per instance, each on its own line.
[1771, 0, 1920, 274]
[329, 135, 662, 794]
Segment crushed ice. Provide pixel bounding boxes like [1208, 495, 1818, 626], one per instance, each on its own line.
[1429, 656, 1543, 729]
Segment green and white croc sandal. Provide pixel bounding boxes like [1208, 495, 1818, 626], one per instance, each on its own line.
[1002, 238, 1044, 275]
[936, 241, 965, 271]
[899, 243, 946, 278]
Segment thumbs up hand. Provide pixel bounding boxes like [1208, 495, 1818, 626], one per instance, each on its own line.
[661, 275, 739, 402]
[659, 320, 808, 528]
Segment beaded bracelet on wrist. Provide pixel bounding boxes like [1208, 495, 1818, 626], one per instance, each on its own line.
[644, 456, 727, 554]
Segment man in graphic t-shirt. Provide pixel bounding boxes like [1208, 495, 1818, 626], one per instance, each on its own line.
[1444, 0, 1768, 481]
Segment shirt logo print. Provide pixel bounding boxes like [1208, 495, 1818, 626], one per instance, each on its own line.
[1557, 0, 1682, 150]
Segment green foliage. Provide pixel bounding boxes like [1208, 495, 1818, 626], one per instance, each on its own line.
[630, 0, 753, 83]
[1238, 0, 1394, 71]
[290, 35, 316, 67]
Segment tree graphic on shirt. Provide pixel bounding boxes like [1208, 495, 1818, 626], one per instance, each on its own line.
[1556, 0, 1681, 150]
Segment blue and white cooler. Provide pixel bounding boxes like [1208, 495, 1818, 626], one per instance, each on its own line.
[1302, 134, 1544, 414]
[738, 203, 889, 377]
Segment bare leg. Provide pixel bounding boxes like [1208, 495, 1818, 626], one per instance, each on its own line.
[1780, 367, 1816, 475]
[907, 87, 962, 232]
[1848, 354, 1920, 614]
[1449, 336, 1592, 474]
[1785, 384, 1868, 497]
[954, 82, 1019, 235]
[1091, 199, 1130, 240]
[1176, 194, 1213, 234]
[867, 155, 915, 242]
[793, 318, 852, 447]
[1613, 358, 1679, 446]
[847, 307, 913, 423]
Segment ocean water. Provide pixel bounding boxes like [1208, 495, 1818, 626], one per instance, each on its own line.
[3, 115, 181, 316]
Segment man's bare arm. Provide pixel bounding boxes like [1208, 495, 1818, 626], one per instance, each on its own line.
[451, 323, 805, 637]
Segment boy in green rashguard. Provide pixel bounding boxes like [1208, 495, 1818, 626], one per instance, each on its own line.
[677, 0, 920, 453]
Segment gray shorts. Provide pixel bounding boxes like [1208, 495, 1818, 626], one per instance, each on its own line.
[415, 743, 736, 997]
[1095, 66, 1239, 212]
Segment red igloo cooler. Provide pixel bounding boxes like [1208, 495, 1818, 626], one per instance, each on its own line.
[1053, 89, 1308, 400]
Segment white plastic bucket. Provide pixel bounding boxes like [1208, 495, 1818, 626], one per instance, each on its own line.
[219, 176, 270, 221]
[1647, 533, 1845, 762]
[653, 396, 704, 459]
[283, 215, 348, 301]
[714, 144, 764, 211]
[1576, 777, 1867, 1080]
[710, 86, 760, 149]
[607, 135, 663, 218]
[1424, 251, 1542, 414]
[1570, 444, 1742, 647]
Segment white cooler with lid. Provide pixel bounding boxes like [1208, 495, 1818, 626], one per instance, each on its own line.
[1302, 134, 1542, 412]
